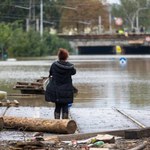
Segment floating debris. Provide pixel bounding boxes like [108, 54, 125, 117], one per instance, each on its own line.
[13, 77, 48, 94]
[0, 99, 19, 107]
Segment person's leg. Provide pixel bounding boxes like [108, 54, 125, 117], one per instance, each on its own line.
[54, 103, 61, 119]
[62, 103, 69, 119]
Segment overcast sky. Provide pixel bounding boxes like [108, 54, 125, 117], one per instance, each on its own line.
[107, 0, 120, 4]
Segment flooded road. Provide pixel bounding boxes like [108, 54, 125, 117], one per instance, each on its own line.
[0, 55, 150, 110]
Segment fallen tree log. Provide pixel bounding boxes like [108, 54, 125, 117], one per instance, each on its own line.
[3, 116, 77, 134]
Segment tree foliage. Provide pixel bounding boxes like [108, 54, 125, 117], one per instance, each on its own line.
[1, 0, 150, 32]
[8, 28, 41, 57]
[0, 0, 74, 58]
[0, 23, 72, 58]
[111, 0, 150, 30]
[44, 0, 65, 30]
[59, 0, 109, 33]
[0, 0, 30, 23]
[0, 23, 12, 59]
[0, 0, 64, 31]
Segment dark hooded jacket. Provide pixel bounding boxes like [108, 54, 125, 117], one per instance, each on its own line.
[45, 60, 76, 104]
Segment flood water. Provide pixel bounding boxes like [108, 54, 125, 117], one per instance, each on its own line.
[0, 55, 150, 110]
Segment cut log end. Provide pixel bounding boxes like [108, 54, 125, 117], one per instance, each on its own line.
[66, 120, 77, 134]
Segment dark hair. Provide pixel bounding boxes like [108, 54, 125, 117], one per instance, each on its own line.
[58, 48, 69, 61]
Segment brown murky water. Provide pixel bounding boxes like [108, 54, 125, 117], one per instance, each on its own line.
[0, 55, 150, 110]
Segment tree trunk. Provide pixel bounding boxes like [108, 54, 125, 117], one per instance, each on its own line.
[3, 116, 77, 134]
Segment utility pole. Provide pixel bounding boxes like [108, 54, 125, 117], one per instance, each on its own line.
[40, 0, 43, 36]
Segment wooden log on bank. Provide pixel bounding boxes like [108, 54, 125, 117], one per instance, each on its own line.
[3, 116, 77, 134]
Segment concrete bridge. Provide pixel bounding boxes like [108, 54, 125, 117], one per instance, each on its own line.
[59, 34, 150, 54]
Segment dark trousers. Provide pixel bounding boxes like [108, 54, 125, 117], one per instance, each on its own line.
[55, 103, 68, 114]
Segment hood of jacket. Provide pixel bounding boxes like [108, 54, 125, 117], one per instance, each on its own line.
[53, 60, 74, 74]
[55, 60, 74, 69]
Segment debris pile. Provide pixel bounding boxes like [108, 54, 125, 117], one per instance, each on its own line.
[0, 133, 149, 150]
[8, 134, 116, 150]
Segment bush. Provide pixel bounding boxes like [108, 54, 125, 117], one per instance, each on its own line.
[43, 33, 73, 55]
[0, 23, 73, 58]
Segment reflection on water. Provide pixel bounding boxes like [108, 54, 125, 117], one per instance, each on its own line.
[0, 55, 150, 110]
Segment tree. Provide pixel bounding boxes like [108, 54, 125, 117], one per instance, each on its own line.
[0, 0, 30, 23]
[59, 0, 109, 33]
[0, 23, 12, 59]
[111, 0, 150, 31]
[0, 0, 63, 31]
[44, 0, 65, 30]
[8, 28, 72, 57]
[42, 31, 73, 55]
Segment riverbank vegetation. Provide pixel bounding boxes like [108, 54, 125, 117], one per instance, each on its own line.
[0, 22, 72, 59]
